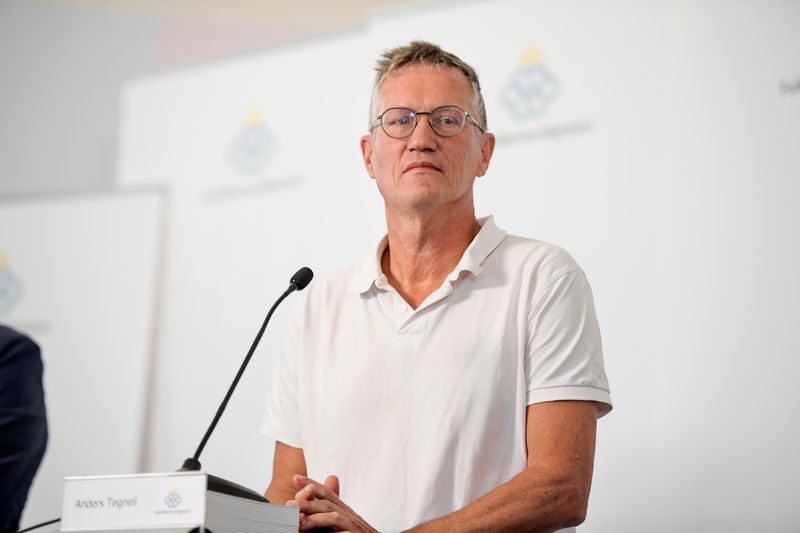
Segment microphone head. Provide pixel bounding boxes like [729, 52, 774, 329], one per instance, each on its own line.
[290, 267, 314, 291]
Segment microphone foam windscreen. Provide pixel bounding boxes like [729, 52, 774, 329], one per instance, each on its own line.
[291, 267, 314, 290]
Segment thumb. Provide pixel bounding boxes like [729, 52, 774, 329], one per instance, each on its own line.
[324, 474, 340, 496]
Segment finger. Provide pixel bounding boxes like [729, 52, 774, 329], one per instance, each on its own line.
[296, 482, 325, 502]
[295, 496, 339, 517]
[292, 474, 317, 490]
[324, 474, 340, 496]
[294, 476, 342, 505]
[299, 510, 348, 532]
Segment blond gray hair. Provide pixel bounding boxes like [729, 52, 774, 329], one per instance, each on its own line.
[369, 41, 487, 132]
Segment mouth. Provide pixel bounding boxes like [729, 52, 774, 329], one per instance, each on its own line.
[403, 161, 442, 173]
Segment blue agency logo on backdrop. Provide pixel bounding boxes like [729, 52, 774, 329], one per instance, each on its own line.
[0, 253, 24, 317]
[501, 45, 560, 120]
[228, 108, 276, 177]
[205, 107, 301, 201]
[496, 45, 593, 144]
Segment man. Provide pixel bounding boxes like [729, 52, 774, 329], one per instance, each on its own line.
[0, 325, 48, 533]
[262, 41, 611, 532]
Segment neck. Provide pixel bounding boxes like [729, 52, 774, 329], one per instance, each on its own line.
[382, 203, 480, 309]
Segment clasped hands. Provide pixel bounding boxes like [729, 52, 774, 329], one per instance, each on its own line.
[288, 474, 379, 533]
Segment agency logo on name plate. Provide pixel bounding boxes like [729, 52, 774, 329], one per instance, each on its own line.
[0, 253, 23, 317]
[164, 488, 182, 509]
[228, 108, 276, 176]
[501, 46, 560, 120]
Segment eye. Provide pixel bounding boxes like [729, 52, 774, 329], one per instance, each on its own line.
[390, 116, 411, 126]
[434, 113, 461, 129]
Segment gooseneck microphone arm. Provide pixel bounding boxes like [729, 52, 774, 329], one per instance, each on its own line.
[181, 266, 313, 472]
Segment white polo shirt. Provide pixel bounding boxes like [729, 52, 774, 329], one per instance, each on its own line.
[262, 216, 611, 532]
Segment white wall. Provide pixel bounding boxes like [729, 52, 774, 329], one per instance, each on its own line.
[0, 0, 159, 196]
[0, 191, 163, 528]
[118, 32, 383, 492]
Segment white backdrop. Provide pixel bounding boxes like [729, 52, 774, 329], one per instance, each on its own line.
[118, 33, 384, 492]
[0, 191, 163, 528]
[114, 0, 800, 531]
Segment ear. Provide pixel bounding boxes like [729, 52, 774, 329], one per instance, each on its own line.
[476, 132, 496, 177]
[360, 134, 376, 179]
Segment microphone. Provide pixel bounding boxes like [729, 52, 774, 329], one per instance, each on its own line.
[289, 266, 313, 292]
[180, 267, 313, 501]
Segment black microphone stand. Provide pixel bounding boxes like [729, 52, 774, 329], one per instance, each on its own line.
[179, 267, 313, 502]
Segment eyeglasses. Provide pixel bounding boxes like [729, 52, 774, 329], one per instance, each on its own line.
[373, 105, 485, 139]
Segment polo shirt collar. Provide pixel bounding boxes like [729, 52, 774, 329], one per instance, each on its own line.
[346, 215, 507, 295]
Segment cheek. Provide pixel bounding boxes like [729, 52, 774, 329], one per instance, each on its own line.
[372, 145, 403, 176]
[468, 142, 486, 173]
[452, 145, 481, 177]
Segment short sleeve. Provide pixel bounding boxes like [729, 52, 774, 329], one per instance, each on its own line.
[525, 261, 612, 417]
[261, 301, 304, 448]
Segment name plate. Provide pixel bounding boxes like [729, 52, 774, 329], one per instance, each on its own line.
[61, 471, 208, 531]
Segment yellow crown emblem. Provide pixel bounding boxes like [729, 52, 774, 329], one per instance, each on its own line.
[244, 108, 263, 125]
[520, 45, 543, 66]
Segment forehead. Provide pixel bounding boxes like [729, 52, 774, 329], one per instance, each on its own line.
[377, 65, 474, 110]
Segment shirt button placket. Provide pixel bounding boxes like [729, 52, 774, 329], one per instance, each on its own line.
[395, 297, 413, 337]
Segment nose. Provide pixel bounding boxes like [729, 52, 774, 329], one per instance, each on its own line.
[406, 114, 437, 152]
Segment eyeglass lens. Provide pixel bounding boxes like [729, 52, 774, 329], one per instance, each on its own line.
[380, 106, 467, 138]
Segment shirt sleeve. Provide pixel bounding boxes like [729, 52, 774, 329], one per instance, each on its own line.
[524, 256, 612, 417]
[261, 299, 304, 448]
